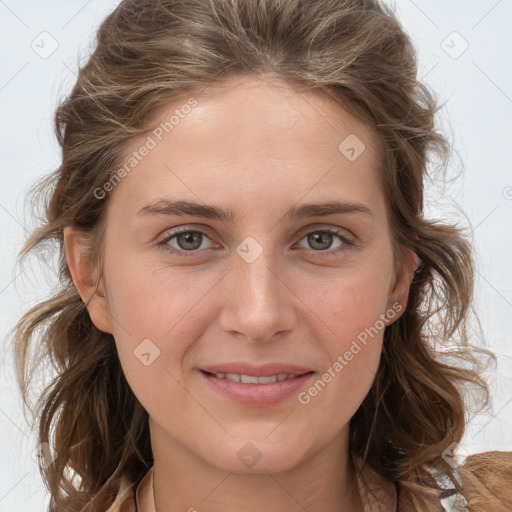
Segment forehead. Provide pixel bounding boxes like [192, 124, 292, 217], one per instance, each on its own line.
[110, 76, 384, 218]
[141, 75, 380, 157]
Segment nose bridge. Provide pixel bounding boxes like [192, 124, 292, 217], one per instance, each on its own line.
[219, 236, 295, 342]
[239, 245, 280, 303]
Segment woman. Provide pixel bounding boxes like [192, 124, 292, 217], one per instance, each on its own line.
[12, 0, 512, 510]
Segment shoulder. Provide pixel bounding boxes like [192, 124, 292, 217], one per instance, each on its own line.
[463, 449, 512, 476]
[461, 451, 512, 490]
[394, 451, 512, 512]
[460, 450, 512, 510]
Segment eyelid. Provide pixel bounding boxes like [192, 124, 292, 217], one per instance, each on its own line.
[295, 223, 353, 239]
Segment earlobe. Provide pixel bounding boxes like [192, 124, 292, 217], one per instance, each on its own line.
[63, 226, 114, 334]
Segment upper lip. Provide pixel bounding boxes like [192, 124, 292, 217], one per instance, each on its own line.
[200, 362, 314, 377]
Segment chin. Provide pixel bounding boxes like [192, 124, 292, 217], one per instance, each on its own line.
[200, 436, 309, 474]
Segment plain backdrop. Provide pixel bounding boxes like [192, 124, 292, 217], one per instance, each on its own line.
[1, 1, 511, 510]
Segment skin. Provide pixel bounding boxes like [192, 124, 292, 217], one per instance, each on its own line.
[64, 76, 417, 512]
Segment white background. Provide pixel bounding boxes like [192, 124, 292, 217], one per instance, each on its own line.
[1, 1, 511, 510]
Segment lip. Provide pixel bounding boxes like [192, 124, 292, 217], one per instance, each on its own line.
[200, 362, 313, 377]
[199, 368, 315, 407]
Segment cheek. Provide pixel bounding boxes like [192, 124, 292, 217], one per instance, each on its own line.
[106, 259, 213, 343]
[295, 293, 387, 446]
[293, 265, 391, 414]
[103, 263, 218, 399]
[297, 262, 391, 349]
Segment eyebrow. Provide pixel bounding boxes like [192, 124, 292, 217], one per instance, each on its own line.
[137, 199, 373, 223]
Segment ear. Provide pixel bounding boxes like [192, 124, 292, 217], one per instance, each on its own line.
[63, 226, 114, 334]
[387, 244, 419, 319]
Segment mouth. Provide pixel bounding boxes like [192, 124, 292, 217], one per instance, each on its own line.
[200, 369, 314, 384]
[199, 369, 315, 407]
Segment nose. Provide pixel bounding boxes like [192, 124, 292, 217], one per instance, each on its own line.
[217, 243, 297, 344]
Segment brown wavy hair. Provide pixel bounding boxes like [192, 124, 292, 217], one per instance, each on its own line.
[10, 0, 504, 510]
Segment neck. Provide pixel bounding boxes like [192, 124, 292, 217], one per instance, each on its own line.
[140, 422, 363, 512]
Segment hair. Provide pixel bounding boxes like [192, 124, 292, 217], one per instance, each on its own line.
[10, 0, 505, 510]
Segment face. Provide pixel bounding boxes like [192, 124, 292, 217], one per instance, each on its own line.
[71, 76, 413, 474]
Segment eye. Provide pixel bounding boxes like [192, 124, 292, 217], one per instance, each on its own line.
[295, 228, 354, 256]
[158, 228, 216, 258]
[157, 226, 354, 258]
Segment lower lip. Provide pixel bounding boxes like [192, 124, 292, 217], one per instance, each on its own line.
[200, 370, 315, 407]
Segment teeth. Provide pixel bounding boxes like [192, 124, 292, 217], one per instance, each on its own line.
[240, 374, 259, 384]
[258, 375, 279, 384]
[213, 372, 302, 384]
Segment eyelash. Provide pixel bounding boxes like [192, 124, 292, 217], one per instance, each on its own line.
[157, 227, 355, 259]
